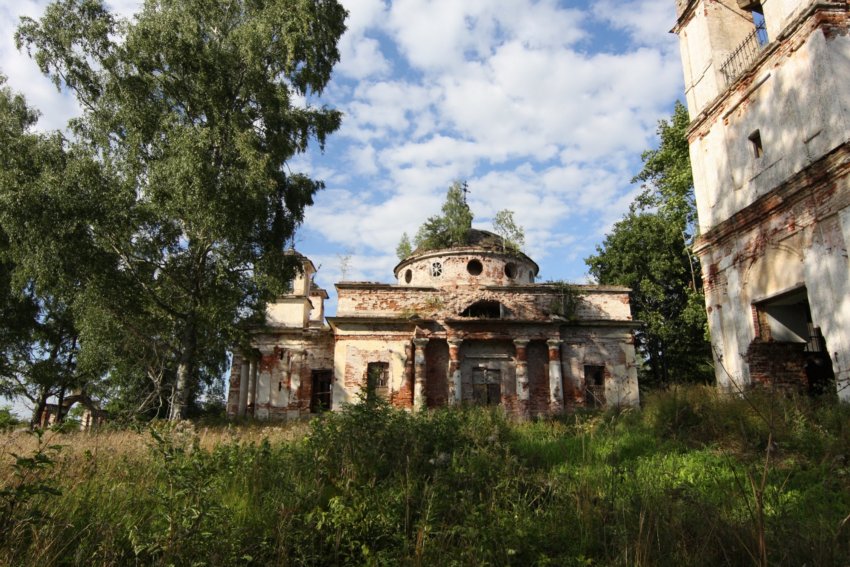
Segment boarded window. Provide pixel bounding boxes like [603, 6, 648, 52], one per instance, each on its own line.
[472, 367, 501, 406]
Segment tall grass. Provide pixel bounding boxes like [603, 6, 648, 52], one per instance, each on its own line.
[1, 387, 849, 566]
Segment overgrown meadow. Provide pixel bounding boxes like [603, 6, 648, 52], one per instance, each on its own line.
[2, 387, 850, 566]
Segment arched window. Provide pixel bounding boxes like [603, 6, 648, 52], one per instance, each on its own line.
[460, 300, 504, 318]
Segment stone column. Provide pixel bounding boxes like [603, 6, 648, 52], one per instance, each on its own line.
[447, 338, 463, 405]
[246, 357, 258, 417]
[547, 339, 564, 414]
[237, 356, 249, 417]
[279, 352, 291, 408]
[413, 338, 429, 411]
[402, 342, 415, 409]
[255, 347, 275, 419]
[514, 338, 530, 419]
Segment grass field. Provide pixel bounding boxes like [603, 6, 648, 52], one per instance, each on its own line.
[2, 386, 849, 566]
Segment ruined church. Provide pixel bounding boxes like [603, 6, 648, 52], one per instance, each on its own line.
[672, 0, 850, 398]
[226, 230, 640, 419]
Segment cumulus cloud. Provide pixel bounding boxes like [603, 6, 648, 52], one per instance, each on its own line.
[0, 0, 687, 306]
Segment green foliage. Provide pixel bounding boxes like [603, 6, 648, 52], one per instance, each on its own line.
[633, 102, 696, 227]
[0, 75, 94, 426]
[586, 103, 712, 386]
[414, 181, 474, 251]
[0, 407, 21, 430]
[2, 391, 850, 565]
[492, 209, 525, 253]
[7, 0, 348, 419]
[396, 232, 413, 260]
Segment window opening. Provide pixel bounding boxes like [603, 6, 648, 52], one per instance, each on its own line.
[472, 367, 501, 406]
[366, 361, 390, 400]
[460, 300, 503, 318]
[584, 365, 606, 408]
[504, 262, 517, 279]
[310, 369, 333, 412]
[430, 261, 442, 277]
[719, 5, 768, 85]
[749, 130, 763, 159]
[467, 259, 483, 276]
[752, 10, 768, 46]
[405, 269, 412, 284]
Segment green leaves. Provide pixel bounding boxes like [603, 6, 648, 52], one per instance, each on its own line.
[413, 181, 474, 251]
[6, 0, 348, 419]
[396, 232, 413, 261]
[586, 103, 711, 386]
[492, 209, 525, 253]
[633, 101, 696, 230]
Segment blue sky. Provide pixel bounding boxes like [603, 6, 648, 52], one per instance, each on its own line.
[1, 0, 685, 316]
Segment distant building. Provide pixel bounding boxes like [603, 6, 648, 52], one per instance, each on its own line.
[36, 392, 108, 430]
[672, 0, 849, 397]
[226, 231, 640, 419]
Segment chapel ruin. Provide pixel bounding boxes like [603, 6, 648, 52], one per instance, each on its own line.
[226, 230, 640, 419]
[672, 0, 850, 398]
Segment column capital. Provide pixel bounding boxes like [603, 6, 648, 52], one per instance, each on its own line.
[447, 337, 464, 347]
[547, 338, 563, 348]
[513, 338, 530, 348]
[413, 337, 430, 348]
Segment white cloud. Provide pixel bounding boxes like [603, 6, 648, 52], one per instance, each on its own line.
[336, 0, 392, 79]
[338, 36, 391, 79]
[0, 0, 688, 298]
[592, 0, 680, 49]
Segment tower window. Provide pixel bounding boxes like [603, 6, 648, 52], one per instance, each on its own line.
[467, 259, 483, 276]
[430, 261, 442, 277]
[749, 130, 763, 159]
[405, 269, 412, 283]
[504, 262, 517, 279]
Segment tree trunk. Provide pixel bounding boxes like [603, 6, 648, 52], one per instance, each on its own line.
[30, 387, 50, 429]
[56, 386, 66, 423]
[169, 316, 197, 421]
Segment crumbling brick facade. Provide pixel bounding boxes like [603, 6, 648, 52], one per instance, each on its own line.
[227, 232, 640, 420]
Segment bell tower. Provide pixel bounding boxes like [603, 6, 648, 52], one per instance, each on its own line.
[672, 0, 850, 398]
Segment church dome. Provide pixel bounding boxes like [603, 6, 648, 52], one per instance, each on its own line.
[393, 229, 539, 288]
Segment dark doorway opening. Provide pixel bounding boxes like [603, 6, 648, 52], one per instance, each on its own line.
[752, 287, 835, 395]
[584, 365, 606, 408]
[311, 370, 333, 412]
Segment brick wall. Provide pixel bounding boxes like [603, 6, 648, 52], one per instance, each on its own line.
[746, 339, 808, 392]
